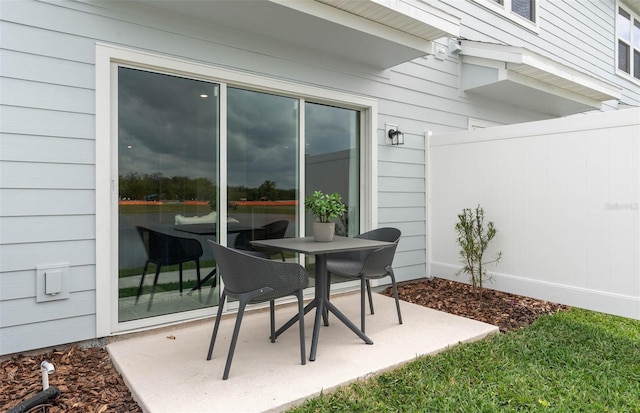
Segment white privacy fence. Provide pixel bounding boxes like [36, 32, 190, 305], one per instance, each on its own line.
[428, 108, 640, 320]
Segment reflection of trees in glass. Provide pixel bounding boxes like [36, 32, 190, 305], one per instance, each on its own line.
[257, 180, 276, 200]
[119, 173, 216, 202]
[119, 174, 295, 202]
[228, 180, 295, 201]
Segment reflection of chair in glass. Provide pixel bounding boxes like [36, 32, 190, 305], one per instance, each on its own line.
[206, 241, 308, 380]
[135, 226, 203, 310]
[234, 220, 289, 260]
[326, 228, 402, 333]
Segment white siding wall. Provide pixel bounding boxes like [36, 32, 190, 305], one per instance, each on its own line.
[429, 108, 640, 320]
[1, 0, 638, 354]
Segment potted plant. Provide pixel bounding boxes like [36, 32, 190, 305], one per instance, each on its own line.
[304, 190, 346, 241]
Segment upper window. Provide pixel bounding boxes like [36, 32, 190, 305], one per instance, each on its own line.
[481, 0, 537, 24]
[617, 3, 640, 81]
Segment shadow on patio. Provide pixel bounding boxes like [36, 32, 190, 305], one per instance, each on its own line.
[107, 291, 498, 412]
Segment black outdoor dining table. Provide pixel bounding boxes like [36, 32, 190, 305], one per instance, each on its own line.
[251, 235, 395, 361]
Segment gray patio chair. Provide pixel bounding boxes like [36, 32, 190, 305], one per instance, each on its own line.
[326, 227, 402, 333]
[234, 219, 289, 261]
[207, 240, 309, 380]
[135, 226, 203, 310]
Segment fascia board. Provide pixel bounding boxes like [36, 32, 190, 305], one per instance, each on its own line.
[272, 0, 439, 53]
[460, 40, 622, 103]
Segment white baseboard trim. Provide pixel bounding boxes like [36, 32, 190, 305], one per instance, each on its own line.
[429, 262, 640, 321]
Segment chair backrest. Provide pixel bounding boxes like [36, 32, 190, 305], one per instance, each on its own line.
[262, 220, 289, 240]
[136, 226, 203, 265]
[330, 227, 401, 263]
[234, 220, 289, 251]
[358, 228, 401, 278]
[327, 228, 400, 278]
[208, 241, 308, 302]
[356, 227, 401, 244]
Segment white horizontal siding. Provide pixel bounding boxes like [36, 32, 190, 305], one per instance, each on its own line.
[1, 20, 96, 63]
[379, 206, 425, 223]
[0, 189, 95, 216]
[2, 77, 94, 114]
[0, 134, 95, 164]
[0, 215, 95, 244]
[0, 315, 96, 355]
[1, 49, 95, 88]
[1, 162, 95, 189]
[0, 240, 96, 273]
[378, 191, 424, 208]
[1, 290, 95, 328]
[1, 106, 94, 138]
[0, 265, 95, 301]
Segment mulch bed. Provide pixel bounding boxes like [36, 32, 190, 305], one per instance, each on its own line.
[1, 277, 568, 412]
[1, 346, 141, 412]
[381, 277, 570, 333]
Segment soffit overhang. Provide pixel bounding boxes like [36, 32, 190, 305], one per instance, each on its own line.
[459, 41, 622, 116]
[133, 0, 460, 70]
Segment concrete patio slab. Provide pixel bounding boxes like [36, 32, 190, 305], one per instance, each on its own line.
[107, 292, 498, 412]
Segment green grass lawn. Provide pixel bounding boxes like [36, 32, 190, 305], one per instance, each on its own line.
[289, 308, 640, 412]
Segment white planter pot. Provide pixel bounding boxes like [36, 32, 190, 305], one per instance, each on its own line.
[313, 222, 335, 242]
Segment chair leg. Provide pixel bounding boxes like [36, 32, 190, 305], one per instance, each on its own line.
[135, 261, 150, 304]
[207, 291, 227, 360]
[223, 298, 248, 380]
[297, 290, 306, 365]
[366, 279, 375, 314]
[389, 270, 403, 325]
[360, 276, 366, 333]
[147, 265, 162, 311]
[195, 258, 202, 290]
[270, 300, 276, 343]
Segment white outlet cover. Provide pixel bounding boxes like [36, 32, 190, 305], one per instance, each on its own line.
[36, 263, 71, 302]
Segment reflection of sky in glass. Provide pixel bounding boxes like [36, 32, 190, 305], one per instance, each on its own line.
[634, 19, 640, 46]
[618, 8, 631, 42]
[118, 68, 359, 191]
[227, 88, 298, 189]
[305, 103, 357, 157]
[511, 0, 532, 20]
[118, 67, 219, 181]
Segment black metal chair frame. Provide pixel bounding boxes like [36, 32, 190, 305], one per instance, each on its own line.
[135, 226, 203, 310]
[326, 227, 403, 333]
[207, 241, 308, 380]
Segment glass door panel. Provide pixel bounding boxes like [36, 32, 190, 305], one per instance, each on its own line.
[117, 67, 220, 322]
[305, 102, 360, 283]
[226, 87, 299, 254]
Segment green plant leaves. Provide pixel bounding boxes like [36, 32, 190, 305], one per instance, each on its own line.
[455, 205, 502, 299]
[304, 190, 347, 223]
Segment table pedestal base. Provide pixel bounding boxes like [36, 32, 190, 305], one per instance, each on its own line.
[273, 254, 373, 361]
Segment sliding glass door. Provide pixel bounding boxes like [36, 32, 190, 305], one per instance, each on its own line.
[114, 66, 361, 325]
[117, 67, 220, 322]
[226, 88, 299, 249]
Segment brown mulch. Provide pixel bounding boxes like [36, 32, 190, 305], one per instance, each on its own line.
[1, 277, 568, 412]
[1, 346, 141, 413]
[381, 277, 570, 333]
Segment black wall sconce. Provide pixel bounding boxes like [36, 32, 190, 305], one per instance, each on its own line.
[385, 123, 404, 145]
